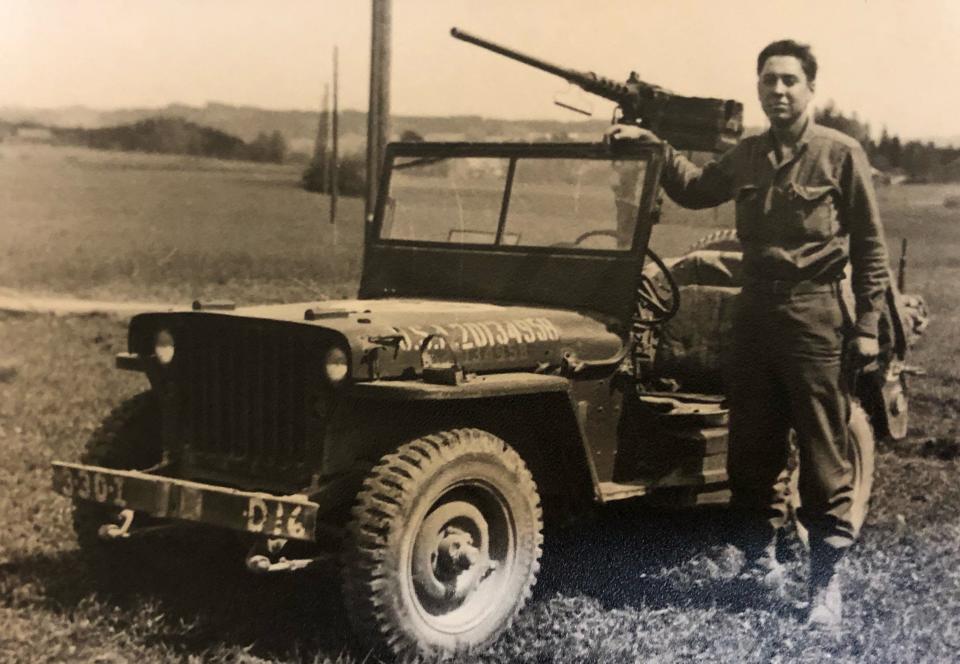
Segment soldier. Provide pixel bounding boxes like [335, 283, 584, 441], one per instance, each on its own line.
[608, 40, 889, 629]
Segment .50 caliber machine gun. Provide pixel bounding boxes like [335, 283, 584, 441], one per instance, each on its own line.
[451, 27, 743, 153]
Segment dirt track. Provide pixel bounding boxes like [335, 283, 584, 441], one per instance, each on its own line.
[0, 288, 175, 317]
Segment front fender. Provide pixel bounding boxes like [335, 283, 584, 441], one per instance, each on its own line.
[323, 373, 599, 503]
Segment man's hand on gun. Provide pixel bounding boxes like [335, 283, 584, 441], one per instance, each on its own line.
[604, 124, 661, 144]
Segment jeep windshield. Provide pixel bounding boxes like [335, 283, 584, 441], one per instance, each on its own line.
[379, 146, 650, 251]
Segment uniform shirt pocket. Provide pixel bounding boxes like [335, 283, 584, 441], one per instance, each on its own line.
[791, 184, 839, 240]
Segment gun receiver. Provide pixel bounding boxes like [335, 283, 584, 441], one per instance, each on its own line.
[451, 27, 744, 153]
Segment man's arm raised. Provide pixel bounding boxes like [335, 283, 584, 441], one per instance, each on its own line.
[605, 123, 736, 209]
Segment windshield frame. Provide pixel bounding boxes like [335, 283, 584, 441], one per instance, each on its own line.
[372, 141, 663, 256]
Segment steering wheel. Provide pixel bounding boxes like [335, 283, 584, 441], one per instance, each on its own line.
[636, 248, 681, 326]
[571, 229, 624, 246]
[557, 230, 680, 325]
[549, 229, 624, 249]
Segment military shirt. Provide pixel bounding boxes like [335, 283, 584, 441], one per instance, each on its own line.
[659, 120, 889, 338]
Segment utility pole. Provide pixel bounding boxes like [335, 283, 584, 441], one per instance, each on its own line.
[330, 45, 339, 240]
[313, 83, 329, 192]
[366, 0, 391, 220]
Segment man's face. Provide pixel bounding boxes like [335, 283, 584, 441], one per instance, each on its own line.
[757, 55, 814, 127]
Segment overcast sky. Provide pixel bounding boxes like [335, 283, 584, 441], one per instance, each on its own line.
[2, 0, 957, 140]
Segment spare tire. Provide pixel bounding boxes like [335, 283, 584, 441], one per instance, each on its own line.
[684, 228, 740, 254]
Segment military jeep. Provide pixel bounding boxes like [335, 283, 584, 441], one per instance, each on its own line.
[52, 140, 921, 660]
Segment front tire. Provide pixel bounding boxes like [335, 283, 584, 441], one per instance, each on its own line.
[342, 428, 543, 661]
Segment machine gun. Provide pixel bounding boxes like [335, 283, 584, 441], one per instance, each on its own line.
[451, 28, 743, 153]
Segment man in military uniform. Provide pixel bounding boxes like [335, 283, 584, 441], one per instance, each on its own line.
[608, 40, 889, 629]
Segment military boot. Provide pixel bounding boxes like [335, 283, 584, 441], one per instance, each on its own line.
[739, 538, 788, 597]
[807, 551, 843, 630]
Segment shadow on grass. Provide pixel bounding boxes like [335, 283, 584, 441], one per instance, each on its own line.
[0, 505, 803, 661]
[536, 502, 805, 616]
[1, 540, 360, 661]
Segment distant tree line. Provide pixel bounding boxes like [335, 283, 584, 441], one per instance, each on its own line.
[56, 117, 287, 164]
[815, 102, 960, 182]
[299, 108, 384, 198]
[301, 154, 366, 197]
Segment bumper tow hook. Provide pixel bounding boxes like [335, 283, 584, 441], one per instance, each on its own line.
[245, 538, 335, 574]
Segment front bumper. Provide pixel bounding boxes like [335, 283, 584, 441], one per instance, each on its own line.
[52, 461, 320, 542]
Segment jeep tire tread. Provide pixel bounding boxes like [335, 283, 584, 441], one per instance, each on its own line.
[684, 228, 741, 254]
[341, 428, 543, 661]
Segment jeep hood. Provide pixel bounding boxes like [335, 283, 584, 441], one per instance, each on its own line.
[140, 298, 627, 381]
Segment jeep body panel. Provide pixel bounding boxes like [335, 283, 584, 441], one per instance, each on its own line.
[120, 307, 623, 497]
[58, 140, 728, 536]
[128, 299, 625, 381]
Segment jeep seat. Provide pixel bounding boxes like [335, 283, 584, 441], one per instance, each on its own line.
[650, 250, 743, 393]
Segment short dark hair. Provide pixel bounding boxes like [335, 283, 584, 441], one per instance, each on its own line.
[757, 40, 817, 82]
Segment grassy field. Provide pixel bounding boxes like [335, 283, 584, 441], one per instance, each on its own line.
[0, 144, 365, 304]
[0, 143, 719, 306]
[1, 144, 960, 662]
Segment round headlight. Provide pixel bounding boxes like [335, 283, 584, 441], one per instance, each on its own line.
[324, 346, 349, 384]
[154, 329, 175, 365]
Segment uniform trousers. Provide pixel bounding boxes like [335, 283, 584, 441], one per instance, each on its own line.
[726, 282, 857, 558]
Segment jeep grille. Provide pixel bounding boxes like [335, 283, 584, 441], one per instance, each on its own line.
[172, 318, 324, 481]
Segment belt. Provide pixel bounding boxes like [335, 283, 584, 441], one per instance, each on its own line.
[741, 279, 839, 295]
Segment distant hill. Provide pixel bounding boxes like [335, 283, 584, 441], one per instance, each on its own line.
[0, 102, 613, 156]
[54, 117, 287, 164]
[5, 102, 959, 153]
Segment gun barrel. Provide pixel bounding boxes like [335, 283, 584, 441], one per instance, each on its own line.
[451, 28, 602, 93]
[451, 28, 572, 80]
[451, 26, 744, 152]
